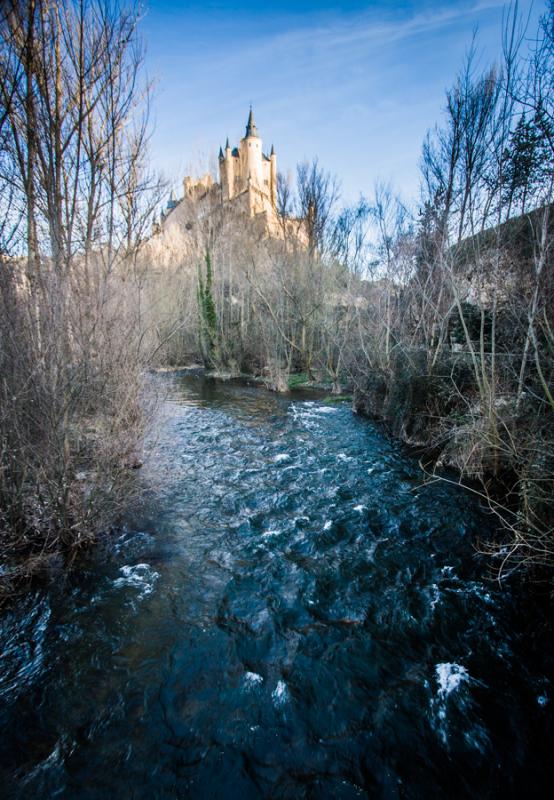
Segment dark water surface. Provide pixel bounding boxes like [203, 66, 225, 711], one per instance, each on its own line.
[1, 373, 552, 799]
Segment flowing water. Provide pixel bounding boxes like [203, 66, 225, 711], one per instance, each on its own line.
[0, 372, 552, 799]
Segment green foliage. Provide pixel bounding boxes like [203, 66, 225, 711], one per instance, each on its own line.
[288, 372, 310, 389]
[197, 249, 219, 366]
[323, 394, 352, 404]
[503, 112, 553, 213]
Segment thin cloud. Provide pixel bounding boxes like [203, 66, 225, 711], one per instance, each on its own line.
[188, 0, 508, 73]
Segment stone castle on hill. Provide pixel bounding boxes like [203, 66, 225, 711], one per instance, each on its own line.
[152, 108, 290, 245]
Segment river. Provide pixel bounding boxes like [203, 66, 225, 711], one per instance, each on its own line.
[0, 372, 552, 798]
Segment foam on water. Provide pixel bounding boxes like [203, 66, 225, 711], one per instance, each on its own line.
[113, 563, 160, 600]
[261, 529, 281, 539]
[243, 672, 263, 690]
[435, 663, 469, 697]
[272, 680, 289, 707]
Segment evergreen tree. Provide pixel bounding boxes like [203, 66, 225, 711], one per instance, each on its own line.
[503, 113, 548, 215]
[197, 249, 218, 366]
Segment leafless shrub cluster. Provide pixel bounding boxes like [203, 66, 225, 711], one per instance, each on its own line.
[0, 0, 162, 594]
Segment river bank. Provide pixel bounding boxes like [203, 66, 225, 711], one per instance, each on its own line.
[153, 364, 342, 396]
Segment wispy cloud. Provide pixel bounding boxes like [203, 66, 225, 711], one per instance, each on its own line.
[177, 1, 506, 75]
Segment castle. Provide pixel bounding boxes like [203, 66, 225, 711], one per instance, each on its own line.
[215, 107, 277, 212]
[154, 108, 283, 241]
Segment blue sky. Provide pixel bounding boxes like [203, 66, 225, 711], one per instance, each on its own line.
[142, 0, 541, 204]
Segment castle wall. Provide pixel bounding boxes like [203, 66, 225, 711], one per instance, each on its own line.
[270, 152, 277, 206]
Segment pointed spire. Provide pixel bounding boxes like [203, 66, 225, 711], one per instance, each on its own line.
[225, 137, 230, 149]
[245, 105, 258, 138]
[167, 188, 177, 211]
[218, 146, 224, 159]
[270, 143, 275, 156]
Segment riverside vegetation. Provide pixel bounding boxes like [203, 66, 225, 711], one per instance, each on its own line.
[0, 0, 553, 594]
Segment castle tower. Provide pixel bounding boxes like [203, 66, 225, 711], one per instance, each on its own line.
[240, 107, 263, 192]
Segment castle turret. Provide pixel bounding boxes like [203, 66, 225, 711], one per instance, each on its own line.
[219, 138, 236, 200]
[225, 137, 234, 200]
[270, 143, 277, 207]
[167, 189, 177, 211]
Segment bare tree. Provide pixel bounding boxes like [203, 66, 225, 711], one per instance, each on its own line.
[296, 158, 341, 257]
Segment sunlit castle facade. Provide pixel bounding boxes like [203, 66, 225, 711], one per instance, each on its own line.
[154, 109, 282, 241]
